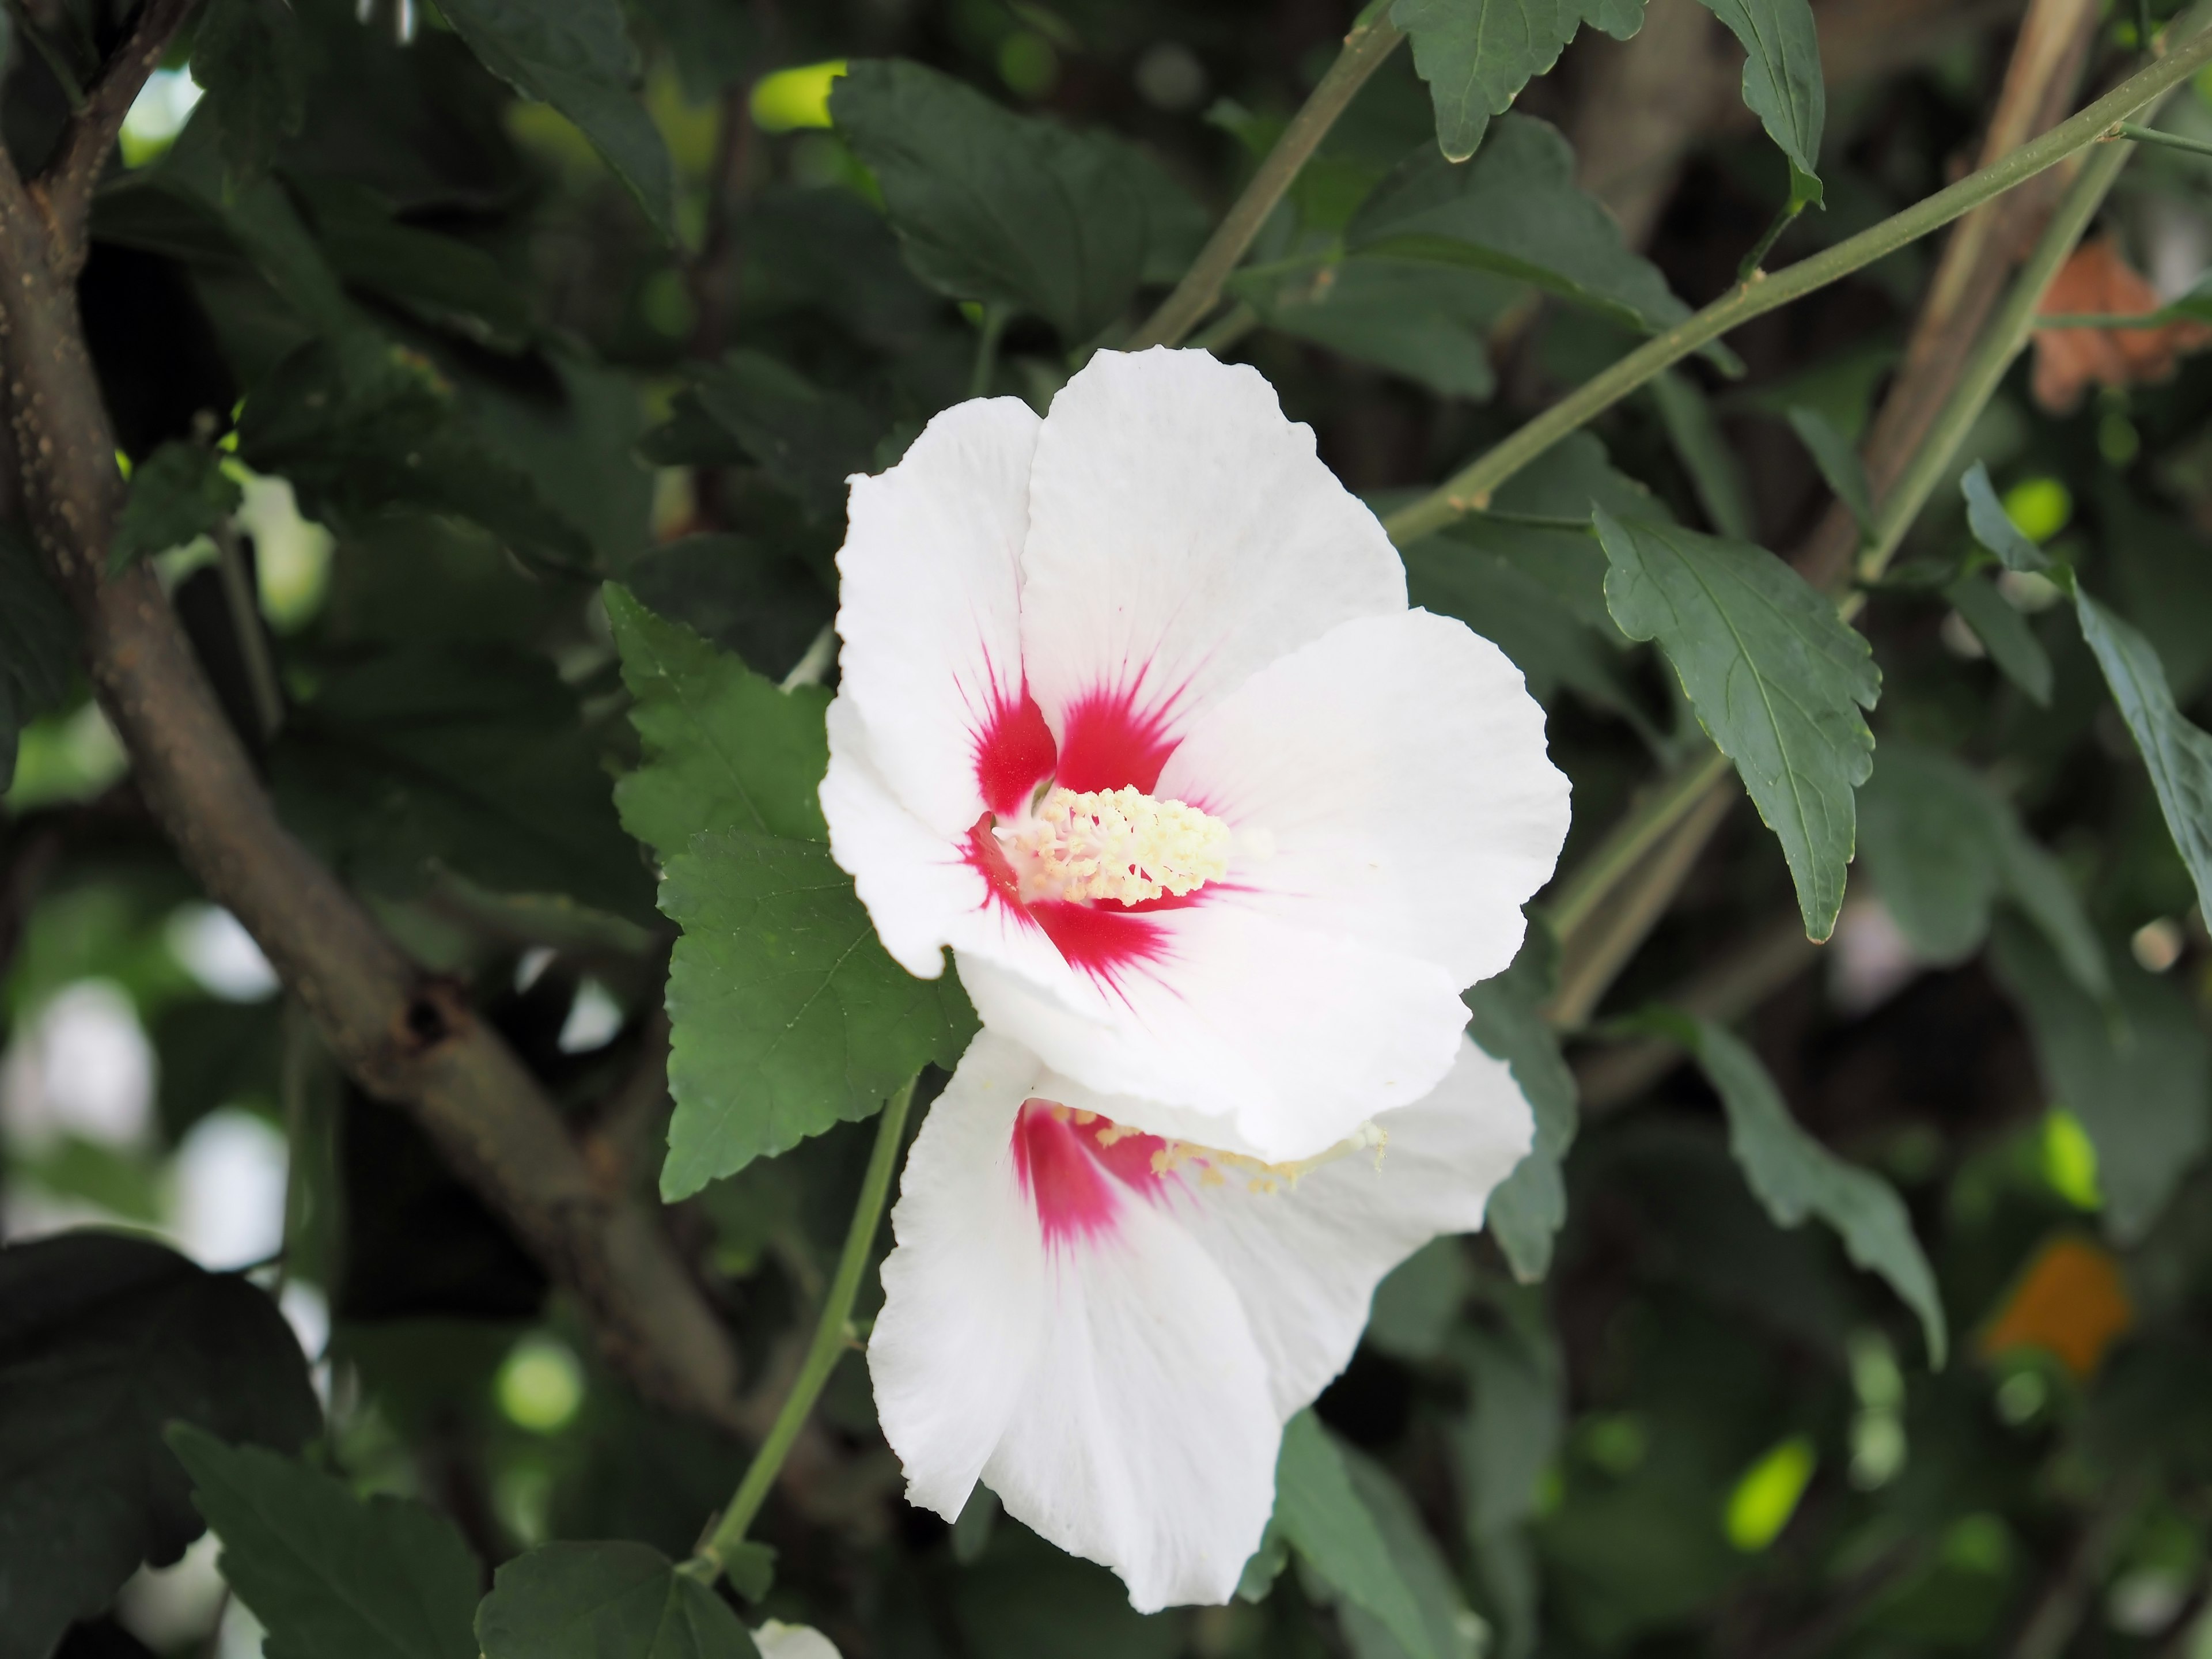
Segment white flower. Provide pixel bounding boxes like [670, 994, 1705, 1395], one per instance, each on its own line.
[824, 347, 1570, 1163]
[753, 1621, 841, 1659]
[866, 1027, 1534, 1612]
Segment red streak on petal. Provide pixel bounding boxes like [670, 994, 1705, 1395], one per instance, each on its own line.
[1053, 684, 1180, 795]
[1011, 1099, 1172, 1248]
[972, 685, 1057, 819]
[963, 818, 1173, 984]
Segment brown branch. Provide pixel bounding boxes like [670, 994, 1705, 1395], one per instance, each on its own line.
[0, 41, 743, 1429]
[40, 0, 198, 274]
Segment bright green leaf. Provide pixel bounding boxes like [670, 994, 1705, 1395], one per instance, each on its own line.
[1960, 460, 2050, 573]
[2076, 589, 2212, 923]
[1944, 573, 2052, 706]
[1463, 925, 1578, 1281]
[1389, 0, 1647, 162]
[478, 1541, 762, 1658]
[1347, 119, 1688, 338]
[109, 442, 243, 573]
[190, 0, 306, 184]
[1990, 915, 2209, 1243]
[1594, 510, 1878, 940]
[658, 830, 975, 1198]
[1692, 0, 1825, 191]
[169, 1426, 478, 1659]
[1275, 1411, 1438, 1659]
[437, 0, 675, 238]
[1785, 405, 1873, 534]
[1724, 1435, 1815, 1551]
[1652, 371, 1752, 541]
[1660, 1013, 1945, 1363]
[0, 1236, 320, 1659]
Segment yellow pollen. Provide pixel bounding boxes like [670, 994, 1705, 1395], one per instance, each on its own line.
[1143, 1124, 1388, 1194]
[1003, 785, 1230, 906]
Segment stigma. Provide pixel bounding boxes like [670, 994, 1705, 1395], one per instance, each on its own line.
[1000, 785, 1231, 907]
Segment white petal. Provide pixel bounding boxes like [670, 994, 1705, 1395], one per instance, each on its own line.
[753, 1623, 842, 1659]
[820, 697, 978, 979]
[1160, 608, 1572, 988]
[1155, 1038, 1534, 1417]
[957, 904, 1471, 1165]
[1017, 349, 1406, 768]
[834, 396, 1040, 836]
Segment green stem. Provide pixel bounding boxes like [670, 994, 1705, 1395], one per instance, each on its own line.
[2115, 118, 2212, 159]
[968, 303, 1010, 400]
[2031, 310, 2183, 328]
[1378, 23, 2212, 548]
[1127, 10, 1402, 350]
[684, 1076, 918, 1581]
[1736, 199, 1806, 283]
[213, 523, 285, 743]
[1188, 301, 1259, 356]
[1544, 748, 1733, 941]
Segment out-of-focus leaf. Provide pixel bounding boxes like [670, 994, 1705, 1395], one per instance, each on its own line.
[1244, 260, 1517, 400]
[1274, 1411, 1438, 1659]
[605, 585, 831, 854]
[1347, 120, 1688, 338]
[1991, 916, 2211, 1245]
[1463, 925, 1577, 1281]
[0, 1235, 319, 1659]
[169, 1426, 478, 1659]
[1692, 0, 1824, 195]
[437, 0, 675, 238]
[657, 830, 975, 1198]
[1652, 371, 1752, 541]
[1786, 405, 1872, 533]
[1945, 573, 2053, 706]
[1338, 1446, 1485, 1659]
[668, 353, 882, 522]
[1406, 536, 1640, 715]
[0, 525, 75, 791]
[622, 533, 835, 684]
[2103, 482, 2212, 702]
[949, 1518, 1183, 1658]
[2077, 588, 2212, 922]
[295, 179, 533, 350]
[1453, 1319, 1562, 1659]
[190, 0, 306, 184]
[1960, 460, 2049, 573]
[1653, 1013, 1945, 1362]
[830, 58, 1200, 342]
[1595, 510, 1879, 940]
[109, 442, 242, 573]
[1389, 0, 1647, 162]
[1367, 1237, 1474, 1361]
[477, 1540, 761, 1657]
[628, 0, 755, 103]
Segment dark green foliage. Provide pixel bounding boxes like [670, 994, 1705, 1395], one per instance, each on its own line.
[477, 1541, 760, 1657]
[1464, 926, 1577, 1281]
[0, 1237, 320, 1659]
[109, 442, 243, 573]
[191, 0, 307, 184]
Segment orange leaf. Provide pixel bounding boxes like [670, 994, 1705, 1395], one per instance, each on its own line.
[1977, 1232, 2134, 1380]
[2031, 240, 2212, 414]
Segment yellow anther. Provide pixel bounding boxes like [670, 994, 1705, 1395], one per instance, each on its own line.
[1001, 785, 1230, 906]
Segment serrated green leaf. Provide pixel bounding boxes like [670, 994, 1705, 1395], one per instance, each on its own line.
[0, 1235, 320, 1659]
[1594, 510, 1878, 940]
[831, 59, 1196, 342]
[110, 442, 242, 573]
[1389, 0, 1647, 162]
[658, 830, 975, 1197]
[169, 1426, 478, 1659]
[1660, 1013, 1946, 1363]
[1944, 573, 2052, 706]
[1275, 1411, 1438, 1659]
[1785, 406, 1873, 533]
[1652, 371, 1752, 541]
[1463, 925, 1577, 1281]
[1692, 0, 1824, 190]
[1960, 460, 2049, 573]
[605, 584, 831, 854]
[437, 0, 675, 238]
[2077, 588, 2212, 922]
[1347, 119, 1687, 338]
[478, 1541, 762, 1658]
[1990, 915, 2210, 1244]
[190, 0, 306, 184]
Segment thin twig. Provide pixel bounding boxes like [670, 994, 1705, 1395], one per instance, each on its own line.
[41, 0, 198, 272]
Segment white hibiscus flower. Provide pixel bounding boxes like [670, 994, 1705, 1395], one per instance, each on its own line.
[824, 346, 1570, 1163]
[866, 1027, 1535, 1612]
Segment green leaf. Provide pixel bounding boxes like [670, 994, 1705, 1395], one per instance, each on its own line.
[478, 1541, 762, 1657]
[659, 830, 976, 1198]
[1594, 510, 1878, 940]
[831, 59, 1195, 342]
[2077, 588, 2212, 923]
[1463, 924, 1578, 1281]
[1245, 260, 1517, 400]
[1660, 1013, 1946, 1363]
[110, 442, 243, 573]
[1367, 1238, 1475, 1362]
[1652, 371, 1752, 541]
[1960, 460, 2049, 573]
[1389, 0, 1647, 162]
[1691, 0, 1825, 191]
[168, 1426, 479, 1659]
[1452, 1319, 1560, 1659]
[628, 0, 756, 103]
[1990, 915, 2210, 1244]
[622, 532, 835, 684]
[0, 524, 75, 792]
[0, 1234, 320, 1659]
[605, 584, 832, 853]
[437, 0, 675, 238]
[296, 178, 535, 351]
[1337, 1446, 1486, 1659]
[676, 352, 883, 522]
[1785, 406, 1873, 534]
[1347, 119, 1688, 338]
[1944, 573, 2052, 706]
[190, 0, 306, 184]
[1274, 1411, 1438, 1659]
